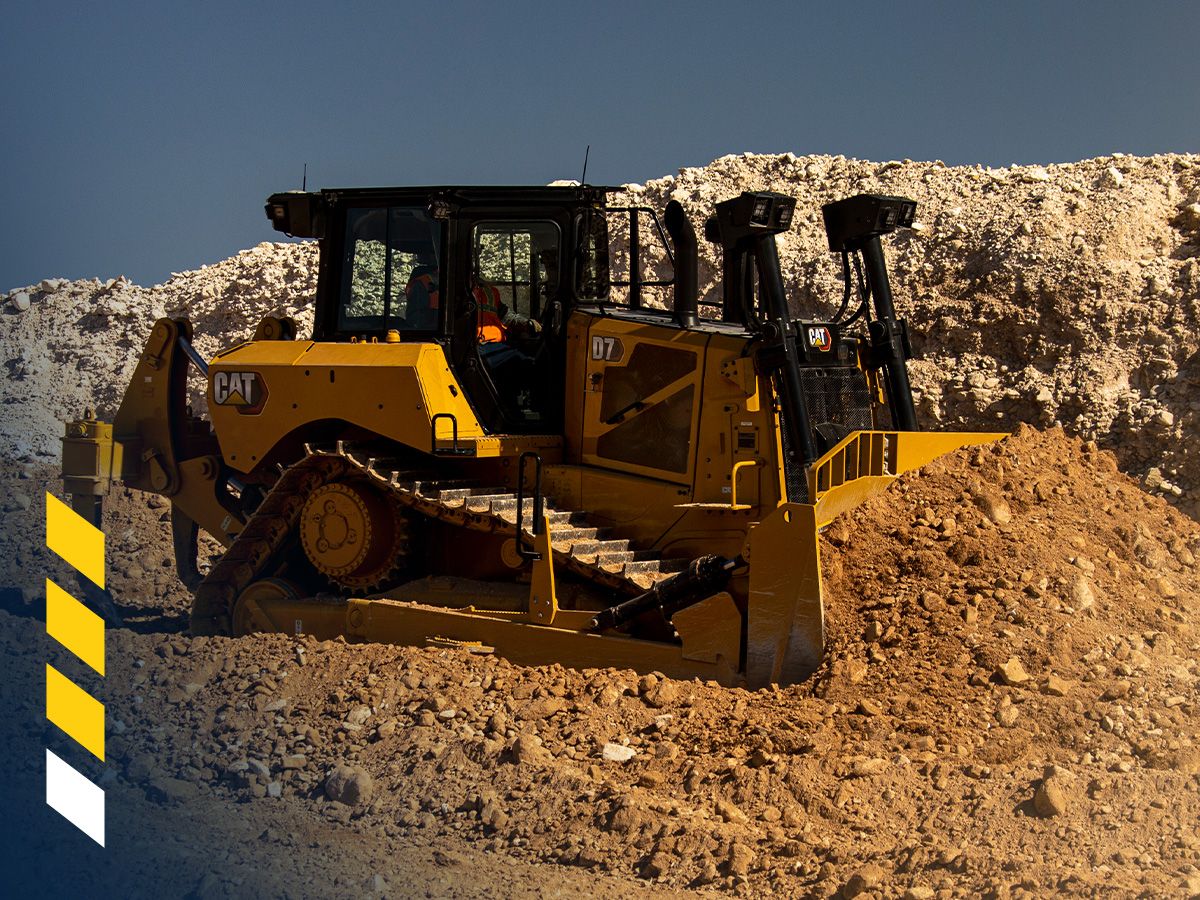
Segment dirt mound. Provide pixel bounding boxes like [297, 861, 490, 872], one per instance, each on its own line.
[1, 428, 1186, 897]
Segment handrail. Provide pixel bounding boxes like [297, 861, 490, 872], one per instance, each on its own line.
[730, 459, 760, 509]
[515, 452, 544, 561]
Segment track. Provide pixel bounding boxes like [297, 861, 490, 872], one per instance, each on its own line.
[191, 442, 690, 635]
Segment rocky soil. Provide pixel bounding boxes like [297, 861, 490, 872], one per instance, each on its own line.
[3, 427, 1197, 897]
[1, 152, 1199, 897]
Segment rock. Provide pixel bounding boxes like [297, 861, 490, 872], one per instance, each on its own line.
[640, 851, 671, 879]
[1072, 576, 1095, 611]
[246, 759, 271, 780]
[977, 494, 1012, 525]
[345, 704, 372, 726]
[11, 292, 30, 311]
[282, 754, 307, 770]
[1105, 166, 1124, 187]
[856, 699, 883, 716]
[146, 776, 200, 805]
[725, 842, 755, 876]
[863, 620, 883, 642]
[266, 781, 282, 798]
[846, 659, 868, 683]
[694, 859, 719, 885]
[512, 733, 552, 767]
[643, 678, 680, 709]
[125, 754, 156, 782]
[903, 888, 935, 900]
[638, 770, 666, 788]
[716, 798, 748, 824]
[324, 764, 374, 806]
[1042, 675, 1072, 697]
[601, 742, 637, 763]
[996, 704, 1020, 727]
[1101, 680, 1131, 701]
[843, 863, 886, 897]
[517, 696, 565, 720]
[1033, 778, 1068, 817]
[996, 657, 1030, 685]
[850, 757, 889, 777]
[480, 798, 508, 829]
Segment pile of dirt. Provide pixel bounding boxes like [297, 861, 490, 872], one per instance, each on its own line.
[5, 427, 1195, 897]
[3, 153, 1200, 514]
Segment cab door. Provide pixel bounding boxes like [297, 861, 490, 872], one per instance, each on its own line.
[447, 213, 566, 433]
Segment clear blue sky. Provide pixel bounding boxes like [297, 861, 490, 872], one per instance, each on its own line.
[2, 1, 1197, 290]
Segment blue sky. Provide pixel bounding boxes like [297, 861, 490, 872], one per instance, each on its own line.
[2, 0, 1197, 290]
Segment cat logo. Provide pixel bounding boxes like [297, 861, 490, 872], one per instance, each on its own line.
[806, 326, 833, 352]
[212, 370, 268, 415]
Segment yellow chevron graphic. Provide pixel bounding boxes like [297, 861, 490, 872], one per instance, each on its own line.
[46, 664, 105, 762]
[44, 492, 108, 845]
[45, 493, 105, 589]
[46, 578, 105, 676]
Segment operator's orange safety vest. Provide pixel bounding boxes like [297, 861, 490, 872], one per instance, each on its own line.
[405, 272, 439, 311]
[474, 283, 506, 343]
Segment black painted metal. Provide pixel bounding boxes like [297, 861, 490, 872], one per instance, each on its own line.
[515, 451, 544, 561]
[755, 234, 820, 467]
[860, 234, 918, 431]
[663, 200, 698, 328]
[430, 413, 473, 456]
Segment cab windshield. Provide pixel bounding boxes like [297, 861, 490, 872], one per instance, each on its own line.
[338, 206, 442, 334]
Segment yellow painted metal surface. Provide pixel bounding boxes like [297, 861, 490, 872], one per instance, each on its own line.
[745, 503, 822, 688]
[809, 430, 1007, 527]
[207, 340, 559, 471]
[580, 317, 707, 485]
[351, 599, 744, 683]
[526, 516, 558, 625]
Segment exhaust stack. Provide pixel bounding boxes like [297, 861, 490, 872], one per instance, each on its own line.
[664, 200, 698, 328]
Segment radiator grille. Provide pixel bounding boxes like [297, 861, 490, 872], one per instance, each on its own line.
[779, 367, 875, 503]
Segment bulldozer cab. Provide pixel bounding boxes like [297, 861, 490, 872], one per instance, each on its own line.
[269, 186, 616, 435]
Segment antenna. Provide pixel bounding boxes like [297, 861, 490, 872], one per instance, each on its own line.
[580, 145, 590, 185]
[302, 163, 307, 191]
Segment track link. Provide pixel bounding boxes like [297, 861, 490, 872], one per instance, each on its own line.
[191, 443, 689, 636]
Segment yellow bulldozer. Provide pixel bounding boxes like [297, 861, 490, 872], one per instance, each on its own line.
[62, 184, 1001, 687]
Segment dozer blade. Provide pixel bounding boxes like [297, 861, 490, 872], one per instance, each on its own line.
[745, 429, 1006, 688]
